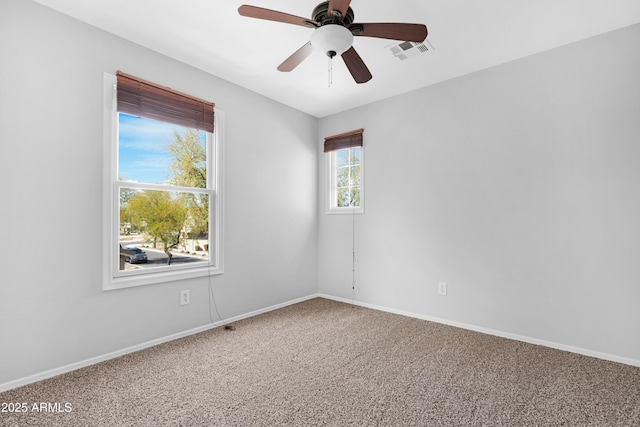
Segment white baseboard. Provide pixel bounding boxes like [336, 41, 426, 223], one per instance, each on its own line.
[318, 294, 640, 368]
[4, 292, 636, 393]
[0, 294, 318, 393]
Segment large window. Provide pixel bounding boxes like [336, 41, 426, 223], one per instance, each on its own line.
[103, 72, 223, 289]
[325, 129, 364, 214]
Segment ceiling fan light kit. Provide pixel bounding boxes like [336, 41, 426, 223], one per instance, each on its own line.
[311, 24, 354, 57]
[238, 0, 428, 84]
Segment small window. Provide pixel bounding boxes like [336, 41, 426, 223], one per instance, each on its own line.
[103, 72, 223, 290]
[325, 129, 364, 214]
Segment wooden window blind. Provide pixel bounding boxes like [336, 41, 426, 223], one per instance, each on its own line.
[324, 128, 364, 152]
[116, 71, 215, 133]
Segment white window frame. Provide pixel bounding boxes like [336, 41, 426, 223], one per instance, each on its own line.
[326, 146, 365, 215]
[102, 73, 224, 290]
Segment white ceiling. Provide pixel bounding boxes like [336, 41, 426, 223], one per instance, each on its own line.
[33, 0, 640, 118]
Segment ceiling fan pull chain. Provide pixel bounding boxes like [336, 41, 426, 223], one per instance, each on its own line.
[327, 50, 337, 87]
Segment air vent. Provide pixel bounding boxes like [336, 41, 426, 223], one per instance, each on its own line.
[386, 39, 434, 61]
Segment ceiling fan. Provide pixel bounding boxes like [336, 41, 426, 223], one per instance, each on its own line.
[238, 0, 428, 84]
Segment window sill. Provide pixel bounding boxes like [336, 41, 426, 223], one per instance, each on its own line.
[326, 207, 365, 215]
[103, 265, 223, 291]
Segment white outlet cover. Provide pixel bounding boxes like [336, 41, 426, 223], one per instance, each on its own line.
[180, 290, 190, 305]
[438, 282, 447, 296]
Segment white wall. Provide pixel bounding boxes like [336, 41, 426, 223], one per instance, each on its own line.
[318, 24, 640, 364]
[0, 0, 317, 387]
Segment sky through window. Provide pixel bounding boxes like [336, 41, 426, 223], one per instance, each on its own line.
[118, 113, 206, 185]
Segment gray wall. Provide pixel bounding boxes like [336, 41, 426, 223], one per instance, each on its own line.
[0, 0, 317, 386]
[318, 24, 640, 364]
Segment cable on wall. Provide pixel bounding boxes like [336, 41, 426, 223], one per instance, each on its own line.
[208, 267, 234, 330]
[351, 197, 356, 304]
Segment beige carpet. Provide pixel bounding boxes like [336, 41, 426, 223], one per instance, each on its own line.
[1, 297, 639, 426]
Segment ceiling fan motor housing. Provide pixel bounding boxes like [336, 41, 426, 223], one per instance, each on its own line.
[313, 1, 355, 26]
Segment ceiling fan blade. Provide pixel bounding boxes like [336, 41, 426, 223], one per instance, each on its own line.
[350, 23, 428, 42]
[341, 47, 372, 84]
[327, 0, 352, 21]
[277, 42, 314, 72]
[238, 5, 317, 28]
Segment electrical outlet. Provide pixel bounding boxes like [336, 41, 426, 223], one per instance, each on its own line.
[438, 282, 447, 296]
[180, 290, 190, 305]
